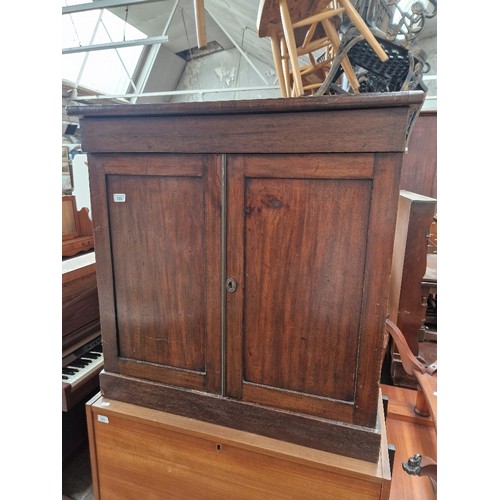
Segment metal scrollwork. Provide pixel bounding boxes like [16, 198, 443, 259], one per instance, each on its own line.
[383, 0, 437, 46]
[315, 0, 437, 144]
[317, 0, 437, 98]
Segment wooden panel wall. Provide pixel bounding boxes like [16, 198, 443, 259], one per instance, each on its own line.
[400, 110, 437, 199]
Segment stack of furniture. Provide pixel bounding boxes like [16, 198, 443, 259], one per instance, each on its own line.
[257, 0, 435, 100]
[257, 0, 388, 97]
[68, 90, 425, 498]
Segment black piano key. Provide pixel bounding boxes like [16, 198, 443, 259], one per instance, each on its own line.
[67, 365, 85, 371]
[70, 360, 90, 368]
[62, 337, 102, 397]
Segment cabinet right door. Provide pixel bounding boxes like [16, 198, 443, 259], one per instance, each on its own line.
[226, 153, 400, 427]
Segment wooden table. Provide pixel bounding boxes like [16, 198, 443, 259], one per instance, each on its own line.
[381, 384, 437, 499]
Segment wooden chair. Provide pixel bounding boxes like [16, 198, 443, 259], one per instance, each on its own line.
[385, 318, 437, 490]
[385, 318, 437, 425]
[257, 0, 388, 97]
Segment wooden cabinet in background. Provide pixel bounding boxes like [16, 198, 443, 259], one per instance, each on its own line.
[62, 195, 94, 257]
[68, 91, 425, 463]
[400, 109, 437, 199]
[387, 190, 437, 388]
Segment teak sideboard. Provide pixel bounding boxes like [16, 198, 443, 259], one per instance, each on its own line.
[86, 392, 392, 500]
[68, 91, 425, 463]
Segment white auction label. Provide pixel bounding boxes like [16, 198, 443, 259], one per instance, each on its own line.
[113, 193, 126, 202]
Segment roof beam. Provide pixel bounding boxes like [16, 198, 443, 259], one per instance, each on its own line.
[62, 0, 166, 15]
[131, 0, 180, 103]
[62, 35, 169, 54]
[74, 10, 104, 89]
[194, 0, 207, 49]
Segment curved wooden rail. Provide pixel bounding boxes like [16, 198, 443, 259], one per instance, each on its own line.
[385, 318, 437, 429]
[385, 318, 437, 492]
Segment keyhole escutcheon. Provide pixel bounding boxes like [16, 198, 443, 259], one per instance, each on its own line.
[226, 277, 237, 293]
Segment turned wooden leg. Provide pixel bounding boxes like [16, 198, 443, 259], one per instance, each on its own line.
[414, 385, 430, 417]
[279, 0, 304, 96]
[270, 30, 287, 97]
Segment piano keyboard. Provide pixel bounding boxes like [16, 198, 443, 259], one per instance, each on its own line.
[62, 335, 103, 389]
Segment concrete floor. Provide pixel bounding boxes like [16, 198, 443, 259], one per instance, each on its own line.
[62, 445, 94, 500]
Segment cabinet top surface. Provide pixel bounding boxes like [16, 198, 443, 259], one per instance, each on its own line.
[67, 91, 425, 118]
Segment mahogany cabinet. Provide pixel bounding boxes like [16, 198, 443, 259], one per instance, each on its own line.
[68, 92, 425, 463]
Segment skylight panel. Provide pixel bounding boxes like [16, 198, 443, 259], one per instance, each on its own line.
[62, 5, 146, 95]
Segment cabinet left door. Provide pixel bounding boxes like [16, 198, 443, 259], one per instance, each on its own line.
[88, 154, 222, 394]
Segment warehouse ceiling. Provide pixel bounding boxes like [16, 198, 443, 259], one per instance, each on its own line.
[107, 0, 274, 64]
[62, 0, 437, 104]
[62, 0, 277, 103]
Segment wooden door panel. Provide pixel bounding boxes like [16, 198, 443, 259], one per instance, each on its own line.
[91, 154, 222, 393]
[107, 174, 206, 370]
[243, 178, 371, 400]
[226, 154, 378, 420]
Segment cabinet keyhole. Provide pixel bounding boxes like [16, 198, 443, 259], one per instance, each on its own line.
[226, 278, 237, 293]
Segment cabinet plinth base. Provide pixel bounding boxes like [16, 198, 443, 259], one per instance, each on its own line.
[100, 370, 383, 463]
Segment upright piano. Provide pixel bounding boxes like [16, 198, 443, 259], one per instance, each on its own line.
[62, 251, 103, 412]
[62, 251, 103, 462]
